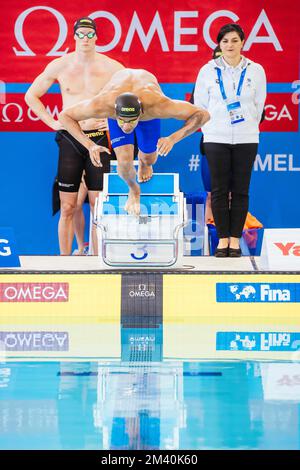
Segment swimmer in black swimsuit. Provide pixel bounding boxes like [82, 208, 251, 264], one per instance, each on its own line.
[25, 16, 124, 254]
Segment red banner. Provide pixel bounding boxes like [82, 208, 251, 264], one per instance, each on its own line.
[1, 92, 298, 133]
[0, 0, 299, 83]
[0, 283, 69, 302]
[261, 94, 299, 132]
[0, 93, 61, 131]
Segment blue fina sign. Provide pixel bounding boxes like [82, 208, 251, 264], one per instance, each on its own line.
[0, 228, 20, 267]
[216, 331, 300, 352]
[216, 283, 300, 303]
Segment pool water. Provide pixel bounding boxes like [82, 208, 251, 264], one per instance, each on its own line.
[1, 359, 299, 450]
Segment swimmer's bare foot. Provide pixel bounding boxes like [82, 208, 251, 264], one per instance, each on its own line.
[124, 186, 141, 216]
[138, 160, 153, 183]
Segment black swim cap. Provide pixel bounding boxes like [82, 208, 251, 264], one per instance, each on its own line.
[74, 17, 97, 33]
[115, 93, 142, 119]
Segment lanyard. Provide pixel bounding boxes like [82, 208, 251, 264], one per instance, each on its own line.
[216, 66, 247, 101]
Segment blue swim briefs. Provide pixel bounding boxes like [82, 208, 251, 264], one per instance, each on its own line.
[108, 118, 160, 154]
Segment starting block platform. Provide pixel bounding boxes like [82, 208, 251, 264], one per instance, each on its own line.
[94, 172, 189, 267]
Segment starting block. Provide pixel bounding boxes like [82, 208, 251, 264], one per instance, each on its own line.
[94, 172, 186, 267]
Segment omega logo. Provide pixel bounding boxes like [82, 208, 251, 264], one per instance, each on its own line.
[12, 7, 283, 57]
[13, 6, 69, 56]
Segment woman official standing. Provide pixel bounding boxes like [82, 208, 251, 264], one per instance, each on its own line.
[194, 24, 266, 257]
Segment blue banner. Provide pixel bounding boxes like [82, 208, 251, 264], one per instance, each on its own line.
[0, 83, 299, 254]
[216, 331, 300, 352]
[216, 282, 300, 303]
[0, 228, 20, 267]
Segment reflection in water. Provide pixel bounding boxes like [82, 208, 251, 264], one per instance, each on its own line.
[0, 324, 300, 449]
[182, 362, 263, 449]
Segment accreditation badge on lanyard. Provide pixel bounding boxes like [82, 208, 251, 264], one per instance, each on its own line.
[216, 67, 247, 125]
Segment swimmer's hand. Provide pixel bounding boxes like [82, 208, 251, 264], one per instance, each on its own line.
[88, 143, 111, 167]
[157, 136, 174, 157]
[52, 120, 65, 131]
[92, 119, 109, 131]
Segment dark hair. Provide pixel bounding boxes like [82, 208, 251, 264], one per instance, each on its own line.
[217, 24, 245, 43]
[213, 45, 222, 59]
[115, 93, 141, 118]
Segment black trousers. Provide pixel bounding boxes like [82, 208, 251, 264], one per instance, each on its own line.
[204, 142, 258, 239]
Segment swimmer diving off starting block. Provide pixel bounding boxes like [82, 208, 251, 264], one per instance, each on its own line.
[59, 68, 210, 216]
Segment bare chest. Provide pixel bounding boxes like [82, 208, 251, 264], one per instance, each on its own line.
[58, 65, 113, 99]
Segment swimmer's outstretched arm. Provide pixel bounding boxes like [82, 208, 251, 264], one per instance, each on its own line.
[155, 99, 210, 156]
[59, 95, 111, 166]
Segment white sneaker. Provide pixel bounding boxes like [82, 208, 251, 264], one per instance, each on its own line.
[72, 242, 90, 256]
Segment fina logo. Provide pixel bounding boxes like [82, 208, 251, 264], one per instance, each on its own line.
[229, 284, 291, 302]
[230, 284, 256, 300]
[129, 284, 155, 298]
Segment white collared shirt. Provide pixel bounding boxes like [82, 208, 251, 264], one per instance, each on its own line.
[194, 56, 267, 144]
